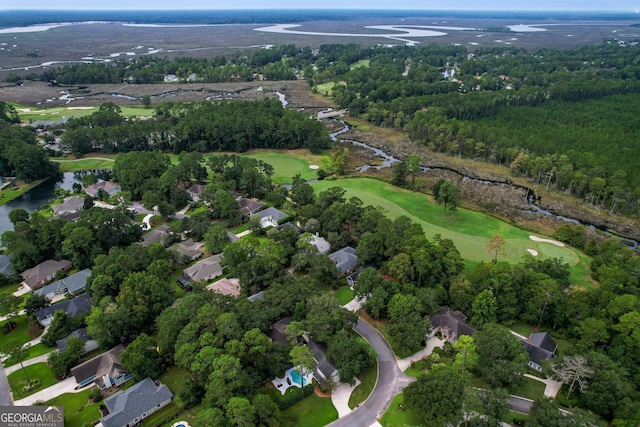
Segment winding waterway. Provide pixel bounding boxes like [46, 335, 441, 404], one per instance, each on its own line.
[329, 121, 639, 249]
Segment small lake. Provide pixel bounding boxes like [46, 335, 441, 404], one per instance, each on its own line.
[0, 171, 108, 241]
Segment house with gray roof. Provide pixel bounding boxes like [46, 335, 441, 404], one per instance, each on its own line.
[140, 225, 169, 247]
[0, 255, 12, 276]
[429, 307, 477, 344]
[305, 233, 331, 255]
[307, 340, 340, 384]
[20, 259, 73, 290]
[328, 246, 358, 275]
[171, 239, 204, 264]
[187, 184, 206, 202]
[53, 196, 84, 215]
[35, 293, 92, 327]
[253, 207, 288, 228]
[178, 254, 223, 289]
[517, 332, 558, 372]
[56, 328, 99, 354]
[248, 291, 265, 303]
[71, 344, 132, 389]
[35, 268, 91, 301]
[84, 181, 121, 198]
[100, 378, 173, 427]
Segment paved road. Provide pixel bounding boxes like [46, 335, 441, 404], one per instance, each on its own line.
[509, 396, 534, 413]
[327, 319, 414, 427]
[0, 360, 13, 406]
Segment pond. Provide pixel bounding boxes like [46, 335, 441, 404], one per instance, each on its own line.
[0, 171, 108, 241]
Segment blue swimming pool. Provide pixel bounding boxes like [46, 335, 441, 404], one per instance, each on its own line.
[290, 369, 303, 386]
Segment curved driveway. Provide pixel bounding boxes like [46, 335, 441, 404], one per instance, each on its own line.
[328, 318, 414, 427]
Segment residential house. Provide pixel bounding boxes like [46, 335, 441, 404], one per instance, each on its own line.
[270, 317, 293, 344]
[187, 184, 206, 202]
[238, 197, 265, 217]
[227, 231, 239, 243]
[276, 222, 304, 235]
[253, 207, 288, 228]
[34, 294, 92, 327]
[55, 211, 81, 223]
[307, 340, 340, 384]
[35, 268, 91, 301]
[71, 344, 133, 389]
[178, 254, 223, 289]
[518, 332, 558, 372]
[171, 239, 204, 263]
[56, 328, 99, 354]
[20, 259, 73, 290]
[100, 378, 173, 427]
[346, 266, 366, 287]
[328, 246, 358, 275]
[0, 254, 12, 276]
[247, 291, 265, 303]
[206, 277, 241, 297]
[429, 307, 477, 343]
[305, 233, 331, 254]
[140, 225, 169, 247]
[84, 181, 121, 198]
[52, 196, 84, 215]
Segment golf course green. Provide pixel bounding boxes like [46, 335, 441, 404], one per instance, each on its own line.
[311, 177, 592, 283]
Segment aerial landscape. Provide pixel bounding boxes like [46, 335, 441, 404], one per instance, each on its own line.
[0, 2, 639, 427]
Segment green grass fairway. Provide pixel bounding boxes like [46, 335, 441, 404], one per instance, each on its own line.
[316, 82, 336, 96]
[312, 178, 590, 283]
[52, 157, 116, 172]
[16, 104, 155, 122]
[350, 59, 370, 69]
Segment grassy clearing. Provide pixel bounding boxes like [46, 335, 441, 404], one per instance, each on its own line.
[379, 393, 425, 427]
[1, 315, 44, 347]
[7, 362, 56, 399]
[348, 360, 378, 409]
[311, 178, 591, 282]
[316, 82, 337, 96]
[160, 366, 189, 395]
[280, 393, 338, 427]
[44, 389, 101, 427]
[16, 104, 154, 122]
[335, 286, 355, 305]
[472, 376, 545, 401]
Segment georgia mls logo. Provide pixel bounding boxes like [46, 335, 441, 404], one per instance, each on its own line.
[0, 406, 64, 427]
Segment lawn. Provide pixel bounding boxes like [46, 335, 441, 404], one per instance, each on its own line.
[311, 178, 591, 282]
[316, 82, 337, 97]
[335, 286, 355, 305]
[280, 393, 338, 427]
[0, 179, 46, 206]
[472, 376, 545, 401]
[160, 366, 189, 395]
[3, 343, 52, 367]
[1, 314, 44, 348]
[379, 393, 425, 427]
[7, 362, 56, 399]
[44, 389, 102, 427]
[350, 59, 370, 69]
[348, 360, 377, 409]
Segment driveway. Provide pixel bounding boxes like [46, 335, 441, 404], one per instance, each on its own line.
[13, 377, 79, 406]
[327, 319, 414, 427]
[509, 396, 534, 413]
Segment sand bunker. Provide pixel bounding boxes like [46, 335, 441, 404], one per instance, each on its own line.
[529, 235, 565, 247]
[67, 106, 94, 110]
[309, 164, 320, 169]
[526, 249, 539, 256]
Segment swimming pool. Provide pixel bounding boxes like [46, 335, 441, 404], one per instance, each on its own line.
[290, 369, 304, 386]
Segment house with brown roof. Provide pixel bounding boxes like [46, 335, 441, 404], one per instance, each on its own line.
[238, 197, 266, 216]
[71, 344, 133, 389]
[171, 239, 204, 263]
[429, 307, 477, 343]
[84, 181, 121, 198]
[140, 225, 169, 247]
[20, 259, 72, 290]
[206, 277, 241, 297]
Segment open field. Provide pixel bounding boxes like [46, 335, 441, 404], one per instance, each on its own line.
[52, 157, 116, 172]
[312, 177, 591, 282]
[14, 103, 155, 122]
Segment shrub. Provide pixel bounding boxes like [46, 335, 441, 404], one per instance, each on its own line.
[90, 388, 103, 403]
[274, 384, 314, 409]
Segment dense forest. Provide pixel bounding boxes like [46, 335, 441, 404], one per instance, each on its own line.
[0, 102, 59, 182]
[60, 99, 331, 155]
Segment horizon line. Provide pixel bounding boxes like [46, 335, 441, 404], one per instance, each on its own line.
[0, 8, 638, 12]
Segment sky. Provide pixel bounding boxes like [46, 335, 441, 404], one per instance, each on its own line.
[3, 0, 639, 11]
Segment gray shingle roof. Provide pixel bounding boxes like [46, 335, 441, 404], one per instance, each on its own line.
[101, 378, 173, 427]
[521, 332, 557, 366]
[238, 198, 265, 216]
[254, 207, 288, 222]
[52, 196, 84, 215]
[71, 344, 126, 386]
[84, 181, 121, 197]
[328, 246, 358, 274]
[35, 268, 91, 298]
[430, 307, 477, 341]
[35, 293, 92, 322]
[140, 225, 169, 247]
[183, 254, 223, 282]
[56, 327, 97, 353]
[307, 340, 339, 382]
[0, 255, 12, 276]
